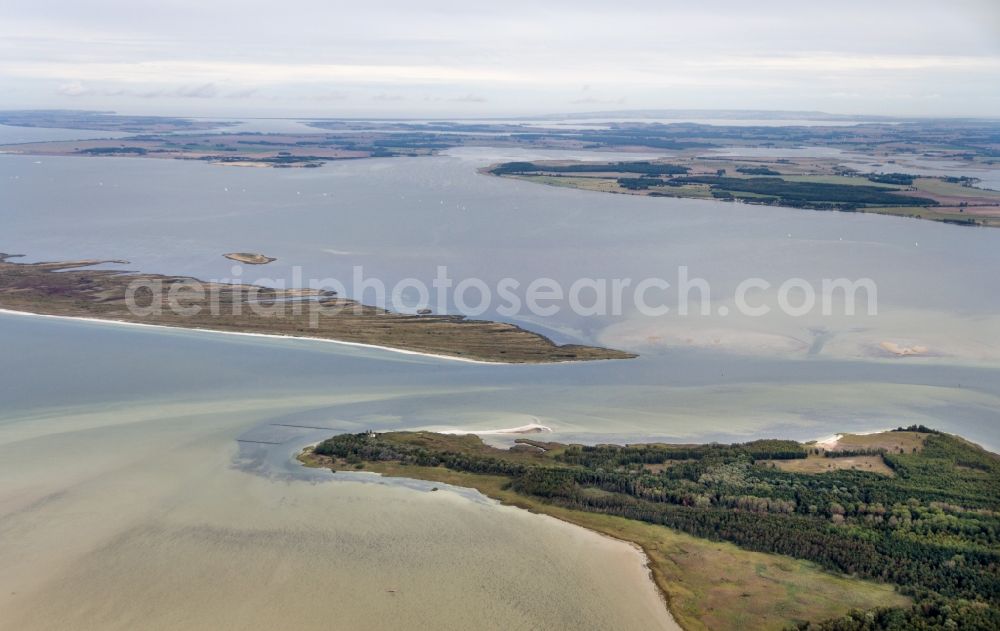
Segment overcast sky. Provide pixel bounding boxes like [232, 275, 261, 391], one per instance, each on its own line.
[2, 0, 998, 118]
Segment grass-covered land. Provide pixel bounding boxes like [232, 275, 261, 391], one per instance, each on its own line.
[492, 161, 691, 176]
[306, 426, 1000, 630]
[0, 254, 634, 363]
[488, 159, 1000, 227]
[661, 175, 936, 208]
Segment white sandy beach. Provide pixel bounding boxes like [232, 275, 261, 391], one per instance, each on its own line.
[0, 307, 504, 365]
[434, 421, 554, 435]
[813, 428, 895, 450]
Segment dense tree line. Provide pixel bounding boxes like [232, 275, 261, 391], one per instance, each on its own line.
[826, 448, 888, 458]
[79, 146, 148, 155]
[557, 439, 806, 468]
[317, 429, 1000, 628]
[509, 129, 710, 150]
[894, 425, 941, 434]
[314, 433, 528, 477]
[617, 176, 666, 190]
[670, 176, 938, 207]
[736, 166, 782, 175]
[492, 161, 690, 176]
[867, 173, 916, 185]
[793, 596, 1000, 630]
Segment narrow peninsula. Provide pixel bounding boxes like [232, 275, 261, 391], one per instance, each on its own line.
[0, 254, 634, 363]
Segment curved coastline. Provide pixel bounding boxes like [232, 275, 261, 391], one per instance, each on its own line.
[0, 307, 500, 365]
[0, 254, 637, 364]
[301, 429, 962, 630]
[298, 446, 682, 631]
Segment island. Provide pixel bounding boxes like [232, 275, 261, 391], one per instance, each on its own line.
[486, 160, 1000, 227]
[223, 252, 276, 265]
[0, 254, 634, 363]
[301, 426, 999, 630]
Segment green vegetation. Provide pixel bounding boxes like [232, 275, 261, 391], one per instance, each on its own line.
[78, 146, 148, 155]
[667, 176, 936, 209]
[303, 119, 1000, 159]
[797, 598, 997, 630]
[859, 205, 996, 227]
[489, 158, 1000, 226]
[491, 161, 690, 176]
[312, 428, 1000, 630]
[914, 177, 1000, 198]
[867, 173, 916, 186]
[0, 254, 635, 364]
[608, 173, 938, 209]
[618, 176, 668, 190]
[736, 166, 782, 176]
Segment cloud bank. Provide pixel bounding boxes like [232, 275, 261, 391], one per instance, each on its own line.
[2, 0, 998, 117]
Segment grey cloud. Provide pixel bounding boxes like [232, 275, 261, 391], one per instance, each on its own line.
[307, 90, 350, 101]
[571, 97, 626, 105]
[57, 81, 91, 96]
[174, 83, 218, 98]
[56, 81, 246, 99]
[9, 1, 999, 116]
[225, 87, 260, 99]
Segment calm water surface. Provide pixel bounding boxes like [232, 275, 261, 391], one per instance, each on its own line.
[1, 141, 998, 629]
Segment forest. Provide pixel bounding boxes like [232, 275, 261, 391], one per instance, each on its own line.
[490, 161, 691, 176]
[664, 175, 937, 208]
[314, 427, 1000, 630]
[867, 173, 916, 186]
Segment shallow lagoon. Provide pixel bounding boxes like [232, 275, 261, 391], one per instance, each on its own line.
[0, 317, 676, 631]
[1, 142, 999, 629]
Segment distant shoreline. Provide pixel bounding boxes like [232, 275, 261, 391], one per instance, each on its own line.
[485, 159, 1000, 228]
